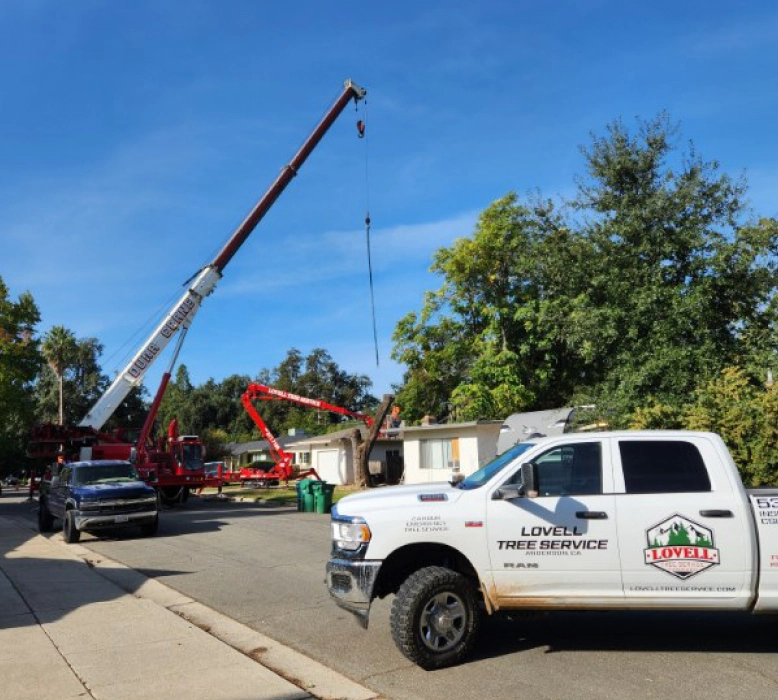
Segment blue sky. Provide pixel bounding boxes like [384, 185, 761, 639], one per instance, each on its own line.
[2, 1, 778, 404]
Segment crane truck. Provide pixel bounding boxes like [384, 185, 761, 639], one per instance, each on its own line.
[31, 79, 367, 505]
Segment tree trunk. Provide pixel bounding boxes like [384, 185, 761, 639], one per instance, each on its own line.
[355, 393, 395, 488]
[350, 429, 364, 488]
[58, 374, 64, 425]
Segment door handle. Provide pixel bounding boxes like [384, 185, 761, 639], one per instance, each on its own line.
[699, 509, 733, 518]
[576, 511, 608, 519]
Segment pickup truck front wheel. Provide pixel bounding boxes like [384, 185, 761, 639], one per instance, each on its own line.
[390, 566, 480, 670]
[62, 510, 81, 544]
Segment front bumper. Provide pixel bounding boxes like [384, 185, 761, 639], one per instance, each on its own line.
[326, 558, 382, 628]
[74, 510, 157, 530]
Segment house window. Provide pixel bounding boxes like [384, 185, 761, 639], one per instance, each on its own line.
[420, 438, 459, 470]
[297, 451, 311, 465]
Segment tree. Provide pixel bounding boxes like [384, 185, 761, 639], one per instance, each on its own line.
[572, 113, 777, 422]
[682, 367, 778, 486]
[392, 114, 778, 427]
[35, 333, 147, 428]
[40, 326, 78, 424]
[392, 193, 594, 421]
[0, 277, 41, 472]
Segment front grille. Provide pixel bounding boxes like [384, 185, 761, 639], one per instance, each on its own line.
[81, 499, 156, 514]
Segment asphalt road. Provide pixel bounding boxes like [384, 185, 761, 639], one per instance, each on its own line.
[4, 492, 778, 700]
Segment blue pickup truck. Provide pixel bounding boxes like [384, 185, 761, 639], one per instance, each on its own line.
[38, 460, 159, 543]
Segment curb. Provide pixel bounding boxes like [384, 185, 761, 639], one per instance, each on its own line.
[62, 534, 381, 700]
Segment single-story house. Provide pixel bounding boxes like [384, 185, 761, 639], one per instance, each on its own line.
[224, 418, 509, 486]
[401, 419, 502, 483]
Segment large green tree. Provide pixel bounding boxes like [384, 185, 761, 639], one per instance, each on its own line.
[393, 114, 778, 425]
[0, 277, 41, 472]
[571, 114, 777, 419]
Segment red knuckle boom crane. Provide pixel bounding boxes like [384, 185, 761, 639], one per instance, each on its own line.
[237, 383, 374, 487]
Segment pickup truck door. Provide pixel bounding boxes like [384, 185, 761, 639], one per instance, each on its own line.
[485, 438, 623, 605]
[612, 436, 753, 608]
[47, 465, 69, 518]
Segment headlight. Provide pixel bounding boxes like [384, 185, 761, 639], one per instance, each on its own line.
[331, 517, 371, 551]
[79, 498, 99, 509]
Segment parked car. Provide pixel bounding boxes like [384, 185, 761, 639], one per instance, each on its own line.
[327, 431, 778, 669]
[38, 460, 159, 543]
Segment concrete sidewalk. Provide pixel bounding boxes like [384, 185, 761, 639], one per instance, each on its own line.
[0, 514, 379, 700]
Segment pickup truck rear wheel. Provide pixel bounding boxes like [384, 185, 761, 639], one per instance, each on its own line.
[390, 565, 480, 670]
[62, 510, 81, 544]
[38, 498, 54, 532]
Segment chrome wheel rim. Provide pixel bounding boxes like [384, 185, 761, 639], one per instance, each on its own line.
[418, 591, 467, 652]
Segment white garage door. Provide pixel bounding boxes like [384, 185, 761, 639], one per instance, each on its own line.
[315, 449, 343, 484]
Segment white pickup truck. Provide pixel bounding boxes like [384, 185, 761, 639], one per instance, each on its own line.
[326, 431, 778, 669]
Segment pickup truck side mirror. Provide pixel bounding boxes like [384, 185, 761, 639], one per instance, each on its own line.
[521, 462, 539, 495]
[492, 462, 540, 501]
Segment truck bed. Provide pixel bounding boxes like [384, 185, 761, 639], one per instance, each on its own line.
[747, 490, 778, 612]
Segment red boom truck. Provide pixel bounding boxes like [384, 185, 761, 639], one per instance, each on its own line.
[29, 80, 367, 504]
[237, 383, 375, 487]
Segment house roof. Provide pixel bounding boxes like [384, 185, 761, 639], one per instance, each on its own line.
[401, 420, 502, 434]
[290, 425, 405, 448]
[228, 434, 312, 455]
[496, 407, 575, 454]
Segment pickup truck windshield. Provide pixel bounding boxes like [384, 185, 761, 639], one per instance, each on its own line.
[456, 442, 535, 490]
[73, 464, 139, 485]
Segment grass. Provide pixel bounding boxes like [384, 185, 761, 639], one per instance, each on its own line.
[197, 482, 364, 506]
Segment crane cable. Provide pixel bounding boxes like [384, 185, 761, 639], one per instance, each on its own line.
[358, 101, 380, 367]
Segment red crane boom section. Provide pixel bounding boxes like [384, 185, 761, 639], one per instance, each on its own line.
[238, 383, 374, 485]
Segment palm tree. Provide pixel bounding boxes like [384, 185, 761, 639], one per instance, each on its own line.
[41, 326, 78, 424]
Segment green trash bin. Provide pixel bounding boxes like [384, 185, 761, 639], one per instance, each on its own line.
[301, 479, 322, 513]
[313, 482, 336, 514]
[295, 479, 310, 512]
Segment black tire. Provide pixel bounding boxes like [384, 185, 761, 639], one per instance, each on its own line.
[159, 486, 184, 505]
[38, 498, 54, 532]
[140, 515, 159, 537]
[390, 566, 480, 670]
[62, 510, 81, 544]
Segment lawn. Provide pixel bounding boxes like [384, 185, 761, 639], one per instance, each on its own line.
[197, 482, 364, 507]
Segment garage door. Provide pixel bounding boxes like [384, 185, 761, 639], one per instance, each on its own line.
[315, 449, 343, 484]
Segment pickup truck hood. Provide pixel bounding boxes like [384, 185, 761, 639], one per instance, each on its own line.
[335, 482, 464, 516]
[74, 482, 155, 500]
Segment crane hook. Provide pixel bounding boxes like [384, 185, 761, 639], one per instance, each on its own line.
[357, 119, 365, 138]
